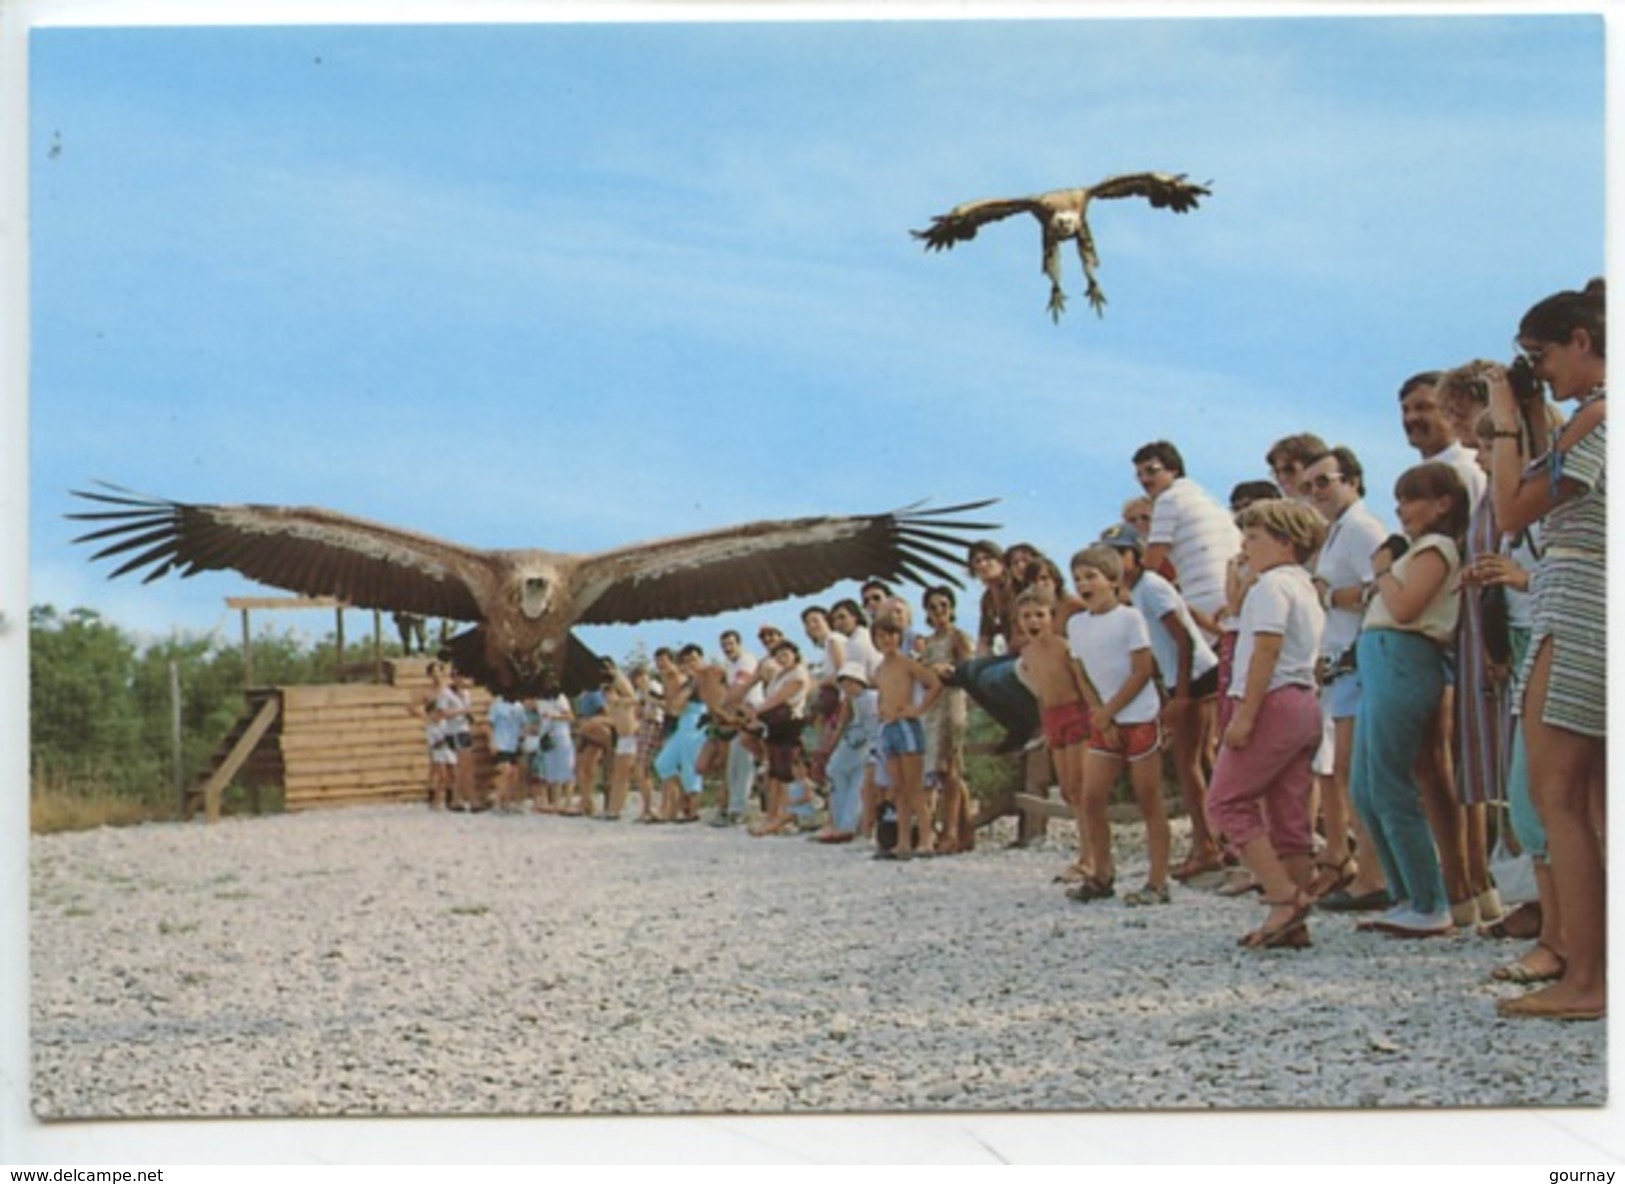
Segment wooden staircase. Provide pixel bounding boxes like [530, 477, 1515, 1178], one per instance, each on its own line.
[185, 659, 492, 820]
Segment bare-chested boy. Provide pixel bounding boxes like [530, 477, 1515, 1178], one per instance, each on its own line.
[1013, 586, 1095, 882]
[595, 657, 639, 820]
[871, 618, 942, 860]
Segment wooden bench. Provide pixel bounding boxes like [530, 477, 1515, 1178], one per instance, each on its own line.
[1013, 790, 1074, 847]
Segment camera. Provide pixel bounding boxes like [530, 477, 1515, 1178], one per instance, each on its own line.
[1506, 355, 1542, 406]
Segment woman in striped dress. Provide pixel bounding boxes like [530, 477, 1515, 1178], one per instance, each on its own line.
[1486, 278, 1607, 1022]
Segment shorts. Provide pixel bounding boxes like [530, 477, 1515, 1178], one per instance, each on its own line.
[1042, 700, 1092, 749]
[453, 732, 473, 751]
[1156, 665, 1221, 703]
[1087, 718, 1161, 762]
[1321, 668, 1361, 721]
[880, 717, 927, 759]
[615, 734, 638, 756]
[432, 744, 458, 767]
[766, 740, 803, 782]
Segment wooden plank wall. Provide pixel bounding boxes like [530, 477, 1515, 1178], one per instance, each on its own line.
[277, 659, 493, 811]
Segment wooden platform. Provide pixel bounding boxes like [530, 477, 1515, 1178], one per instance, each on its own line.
[188, 658, 493, 818]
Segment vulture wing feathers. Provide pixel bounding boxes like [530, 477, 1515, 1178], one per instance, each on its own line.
[909, 198, 1048, 251]
[68, 484, 487, 621]
[572, 501, 999, 626]
[1085, 171, 1211, 213]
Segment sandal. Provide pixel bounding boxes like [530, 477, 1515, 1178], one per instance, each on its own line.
[1308, 852, 1358, 900]
[1495, 993, 1606, 1022]
[1240, 890, 1314, 950]
[1490, 943, 1566, 985]
[1171, 849, 1224, 882]
[1123, 882, 1171, 907]
[1477, 900, 1542, 941]
[1065, 875, 1115, 903]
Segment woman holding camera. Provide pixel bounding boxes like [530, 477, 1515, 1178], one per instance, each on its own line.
[1485, 279, 1606, 1022]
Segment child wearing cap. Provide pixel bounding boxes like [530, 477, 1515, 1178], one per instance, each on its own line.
[814, 661, 878, 844]
[1205, 499, 1327, 950]
[1099, 522, 1224, 882]
[1066, 545, 1173, 906]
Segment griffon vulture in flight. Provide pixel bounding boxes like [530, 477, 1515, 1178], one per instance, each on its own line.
[912, 171, 1211, 322]
[68, 486, 998, 695]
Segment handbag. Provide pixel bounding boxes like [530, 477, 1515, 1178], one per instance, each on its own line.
[1488, 827, 1538, 905]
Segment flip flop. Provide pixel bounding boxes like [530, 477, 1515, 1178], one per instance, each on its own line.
[1495, 994, 1606, 1022]
[1490, 944, 1566, 985]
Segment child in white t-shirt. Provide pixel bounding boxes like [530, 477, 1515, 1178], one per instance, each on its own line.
[1065, 545, 1172, 907]
[1205, 499, 1327, 950]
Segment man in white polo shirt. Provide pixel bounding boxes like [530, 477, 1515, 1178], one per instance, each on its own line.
[1399, 371, 1487, 508]
[1132, 439, 1241, 639]
[1303, 445, 1393, 912]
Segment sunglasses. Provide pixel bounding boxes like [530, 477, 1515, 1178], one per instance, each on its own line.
[1513, 339, 1547, 366]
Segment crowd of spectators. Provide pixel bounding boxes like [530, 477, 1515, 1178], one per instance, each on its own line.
[418, 279, 1605, 1022]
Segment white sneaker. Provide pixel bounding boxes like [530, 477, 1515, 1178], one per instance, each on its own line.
[1355, 901, 1412, 932]
[1371, 905, 1454, 938]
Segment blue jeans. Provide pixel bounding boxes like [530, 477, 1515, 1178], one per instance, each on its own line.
[826, 733, 868, 834]
[725, 735, 757, 818]
[955, 655, 1038, 739]
[1350, 628, 1450, 915]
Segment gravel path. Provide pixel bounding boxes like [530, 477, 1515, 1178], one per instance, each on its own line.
[30, 805, 1606, 1119]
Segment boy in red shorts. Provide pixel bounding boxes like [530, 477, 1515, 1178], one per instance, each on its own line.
[1013, 586, 1095, 882]
[1065, 545, 1173, 906]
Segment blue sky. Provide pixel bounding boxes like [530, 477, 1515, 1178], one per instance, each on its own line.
[19, 10, 1608, 665]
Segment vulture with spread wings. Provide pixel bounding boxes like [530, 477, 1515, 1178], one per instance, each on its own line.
[912, 171, 1211, 322]
[68, 486, 998, 695]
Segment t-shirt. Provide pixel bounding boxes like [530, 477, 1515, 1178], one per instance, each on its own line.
[843, 626, 883, 680]
[1362, 532, 1462, 644]
[1230, 563, 1324, 697]
[1431, 440, 1489, 510]
[1146, 476, 1242, 620]
[436, 685, 472, 738]
[1127, 570, 1218, 691]
[1311, 498, 1388, 659]
[726, 650, 763, 709]
[487, 697, 527, 752]
[1065, 605, 1161, 725]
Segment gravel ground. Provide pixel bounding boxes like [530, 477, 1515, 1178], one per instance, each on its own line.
[30, 805, 1606, 1119]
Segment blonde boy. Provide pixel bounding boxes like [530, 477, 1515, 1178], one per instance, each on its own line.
[1013, 586, 1095, 881]
[1205, 499, 1327, 949]
[1065, 545, 1172, 906]
[871, 618, 943, 860]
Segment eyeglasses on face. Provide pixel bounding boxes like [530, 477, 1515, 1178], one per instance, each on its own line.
[1299, 473, 1343, 494]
